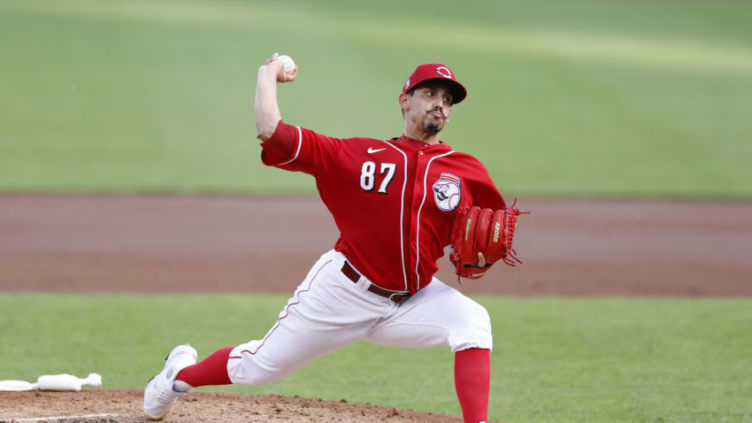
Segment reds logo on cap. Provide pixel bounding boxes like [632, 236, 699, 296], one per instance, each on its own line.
[435, 66, 453, 79]
[401, 63, 467, 104]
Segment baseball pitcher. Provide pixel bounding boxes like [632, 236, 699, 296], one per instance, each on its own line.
[143, 53, 526, 423]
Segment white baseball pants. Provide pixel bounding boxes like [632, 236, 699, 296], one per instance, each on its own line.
[227, 250, 492, 386]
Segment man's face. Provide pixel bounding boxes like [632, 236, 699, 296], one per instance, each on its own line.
[401, 81, 454, 134]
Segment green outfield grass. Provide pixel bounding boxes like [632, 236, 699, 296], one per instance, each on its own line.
[1, 0, 752, 196]
[1, 294, 750, 422]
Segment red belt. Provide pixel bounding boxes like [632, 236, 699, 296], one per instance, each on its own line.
[341, 261, 412, 304]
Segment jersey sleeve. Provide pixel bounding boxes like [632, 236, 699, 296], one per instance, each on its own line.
[465, 160, 507, 210]
[260, 120, 343, 176]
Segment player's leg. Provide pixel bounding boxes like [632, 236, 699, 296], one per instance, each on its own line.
[453, 347, 491, 423]
[365, 278, 492, 351]
[225, 250, 389, 386]
[180, 251, 374, 388]
[364, 278, 492, 423]
[144, 250, 385, 419]
[172, 346, 234, 391]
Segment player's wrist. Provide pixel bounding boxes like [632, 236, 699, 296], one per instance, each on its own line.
[258, 64, 281, 83]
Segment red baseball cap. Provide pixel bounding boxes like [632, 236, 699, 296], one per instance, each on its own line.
[402, 63, 467, 104]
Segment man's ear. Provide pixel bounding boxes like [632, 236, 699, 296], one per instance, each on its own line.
[398, 92, 410, 114]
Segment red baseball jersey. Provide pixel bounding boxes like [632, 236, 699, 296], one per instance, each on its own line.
[261, 121, 506, 293]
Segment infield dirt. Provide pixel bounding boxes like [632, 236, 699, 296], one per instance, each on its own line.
[1, 195, 750, 296]
[1, 195, 750, 422]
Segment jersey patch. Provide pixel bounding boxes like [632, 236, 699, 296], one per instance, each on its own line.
[432, 173, 461, 212]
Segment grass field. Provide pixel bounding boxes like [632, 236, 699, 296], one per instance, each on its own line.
[1, 0, 752, 196]
[1, 294, 750, 422]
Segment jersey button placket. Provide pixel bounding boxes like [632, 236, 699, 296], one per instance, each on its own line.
[410, 149, 430, 290]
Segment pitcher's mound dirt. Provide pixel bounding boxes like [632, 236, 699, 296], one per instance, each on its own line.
[0, 390, 467, 423]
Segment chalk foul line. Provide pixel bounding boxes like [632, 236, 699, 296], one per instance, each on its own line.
[8, 413, 124, 422]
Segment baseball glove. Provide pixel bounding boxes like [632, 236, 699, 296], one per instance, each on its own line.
[449, 202, 528, 280]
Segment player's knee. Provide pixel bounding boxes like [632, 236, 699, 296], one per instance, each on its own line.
[233, 370, 282, 387]
[226, 344, 293, 387]
[227, 359, 288, 386]
[448, 302, 493, 352]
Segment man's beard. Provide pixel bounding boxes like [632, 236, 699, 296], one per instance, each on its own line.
[424, 119, 443, 134]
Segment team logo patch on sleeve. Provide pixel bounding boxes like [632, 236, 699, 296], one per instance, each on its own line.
[432, 173, 461, 212]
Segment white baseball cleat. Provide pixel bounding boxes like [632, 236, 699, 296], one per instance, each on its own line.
[143, 344, 198, 420]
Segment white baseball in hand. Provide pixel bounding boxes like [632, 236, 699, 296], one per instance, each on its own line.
[278, 55, 296, 74]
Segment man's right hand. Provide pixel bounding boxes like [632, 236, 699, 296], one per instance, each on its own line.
[260, 53, 298, 83]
